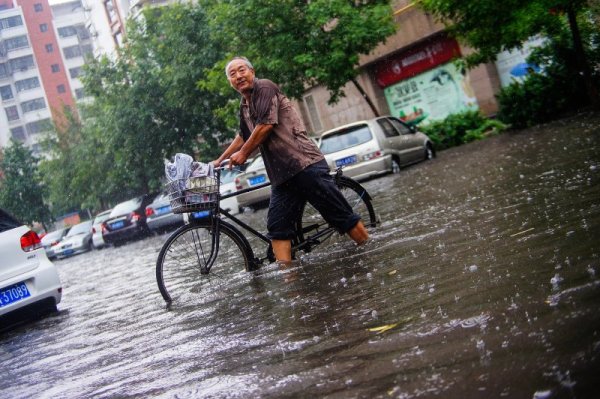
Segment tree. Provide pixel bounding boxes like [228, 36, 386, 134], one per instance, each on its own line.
[0, 140, 53, 229]
[419, 0, 599, 107]
[201, 0, 396, 117]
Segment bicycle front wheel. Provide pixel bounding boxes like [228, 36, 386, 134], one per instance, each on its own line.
[156, 219, 254, 304]
[297, 175, 377, 247]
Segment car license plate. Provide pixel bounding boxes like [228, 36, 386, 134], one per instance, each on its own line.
[111, 220, 125, 230]
[335, 155, 357, 167]
[0, 282, 31, 308]
[63, 249, 75, 256]
[248, 175, 266, 186]
[156, 205, 171, 215]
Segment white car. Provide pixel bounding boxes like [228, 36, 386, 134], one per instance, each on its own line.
[91, 209, 112, 249]
[319, 116, 435, 181]
[220, 169, 242, 215]
[234, 156, 271, 209]
[55, 220, 93, 259]
[0, 208, 62, 319]
[40, 227, 69, 260]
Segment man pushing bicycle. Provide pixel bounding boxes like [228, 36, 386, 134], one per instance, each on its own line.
[213, 56, 369, 263]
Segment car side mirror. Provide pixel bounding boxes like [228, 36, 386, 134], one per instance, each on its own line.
[409, 125, 417, 133]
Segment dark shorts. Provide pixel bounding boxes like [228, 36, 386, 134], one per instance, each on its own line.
[267, 159, 361, 240]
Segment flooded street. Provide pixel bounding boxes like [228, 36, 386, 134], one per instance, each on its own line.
[2, 112, 599, 398]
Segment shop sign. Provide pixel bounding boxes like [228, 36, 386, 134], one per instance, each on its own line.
[384, 62, 478, 126]
[374, 36, 461, 88]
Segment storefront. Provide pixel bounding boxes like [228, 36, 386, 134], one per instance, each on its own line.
[373, 35, 479, 125]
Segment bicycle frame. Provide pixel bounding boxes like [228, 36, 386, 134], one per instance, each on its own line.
[196, 167, 353, 271]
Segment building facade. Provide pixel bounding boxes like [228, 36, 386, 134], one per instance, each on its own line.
[297, 0, 505, 135]
[0, 0, 91, 154]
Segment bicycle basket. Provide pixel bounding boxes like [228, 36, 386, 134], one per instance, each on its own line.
[166, 176, 219, 213]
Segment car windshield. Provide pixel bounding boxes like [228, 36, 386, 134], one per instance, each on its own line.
[111, 197, 142, 215]
[319, 125, 373, 154]
[93, 211, 112, 225]
[43, 228, 67, 241]
[66, 221, 92, 236]
[221, 170, 239, 184]
[247, 156, 264, 172]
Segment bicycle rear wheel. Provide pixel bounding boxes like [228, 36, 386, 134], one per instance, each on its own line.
[156, 219, 254, 304]
[297, 175, 377, 247]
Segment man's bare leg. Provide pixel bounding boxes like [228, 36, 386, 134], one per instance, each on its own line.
[272, 239, 292, 263]
[348, 221, 369, 245]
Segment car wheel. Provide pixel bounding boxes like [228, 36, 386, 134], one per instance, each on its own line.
[425, 143, 436, 160]
[392, 158, 401, 174]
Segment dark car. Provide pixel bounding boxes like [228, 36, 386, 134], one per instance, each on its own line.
[145, 192, 184, 233]
[102, 194, 155, 245]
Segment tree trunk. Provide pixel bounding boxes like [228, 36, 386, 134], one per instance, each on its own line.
[566, 3, 599, 108]
[351, 77, 380, 117]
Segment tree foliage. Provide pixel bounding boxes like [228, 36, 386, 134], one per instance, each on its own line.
[420, 0, 587, 64]
[0, 141, 53, 229]
[201, 0, 396, 105]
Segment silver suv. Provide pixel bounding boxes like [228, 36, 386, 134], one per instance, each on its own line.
[319, 116, 435, 181]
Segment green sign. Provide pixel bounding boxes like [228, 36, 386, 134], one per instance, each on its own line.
[384, 62, 478, 126]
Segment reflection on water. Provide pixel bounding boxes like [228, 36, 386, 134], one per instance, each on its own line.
[1, 113, 599, 398]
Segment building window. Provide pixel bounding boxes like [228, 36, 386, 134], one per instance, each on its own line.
[10, 126, 26, 142]
[26, 118, 51, 135]
[9, 55, 35, 72]
[74, 88, 85, 99]
[69, 66, 82, 79]
[0, 85, 13, 100]
[15, 77, 40, 92]
[34, 3, 43, 12]
[5, 105, 19, 121]
[45, 43, 53, 53]
[51, 64, 60, 73]
[63, 45, 82, 59]
[105, 0, 117, 23]
[0, 15, 23, 30]
[40, 23, 48, 32]
[4, 35, 29, 51]
[303, 94, 323, 133]
[0, 63, 8, 78]
[21, 98, 46, 113]
[57, 84, 66, 93]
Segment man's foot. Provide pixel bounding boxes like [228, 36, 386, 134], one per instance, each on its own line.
[348, 221, 369, 245]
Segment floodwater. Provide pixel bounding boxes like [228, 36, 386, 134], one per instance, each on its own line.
[2, 112, 599, 398]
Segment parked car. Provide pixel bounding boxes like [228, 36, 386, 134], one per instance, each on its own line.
[91, 209, 112, 249]
[40, 227, 70, 260]
[55, 220, 93, 259]
[318, 116, 435, 181]
[220, 168, 242, 215]
[145, 192, 184, 233]
[102, 194, 155, 245]
[234, 155, 271, 209]
[0, 208, 62, 320]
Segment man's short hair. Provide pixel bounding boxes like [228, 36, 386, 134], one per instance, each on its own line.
[225, 56, 254, 76]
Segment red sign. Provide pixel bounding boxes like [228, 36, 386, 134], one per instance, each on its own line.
[374, 35, 462, 88]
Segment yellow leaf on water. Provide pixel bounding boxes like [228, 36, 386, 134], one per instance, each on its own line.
[368, 323, 399, 333]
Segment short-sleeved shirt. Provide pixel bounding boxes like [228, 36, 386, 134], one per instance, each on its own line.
[239, 78, 324, 186]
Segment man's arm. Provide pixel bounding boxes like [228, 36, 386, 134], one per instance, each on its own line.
[213, 135, 244, 167]
[230, 123, 273, 166]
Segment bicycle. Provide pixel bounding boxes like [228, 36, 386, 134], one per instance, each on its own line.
[156, 163, 377, 305]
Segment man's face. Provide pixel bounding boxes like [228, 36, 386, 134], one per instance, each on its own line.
[227, 59, 255, 94]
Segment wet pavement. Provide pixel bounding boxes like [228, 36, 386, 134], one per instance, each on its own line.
[1, 112, 599, 398]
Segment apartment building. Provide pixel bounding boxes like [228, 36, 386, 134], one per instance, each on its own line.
[0, 0, 91, 154]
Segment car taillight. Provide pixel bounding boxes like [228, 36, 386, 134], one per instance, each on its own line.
[131, 212, 142, 222]
[21, 231, 42, 252]
[92, 227, 96, 234]
[363, 150, 382, 161]
[145, 207, 154, 217]
[235, 177, 242, 190]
